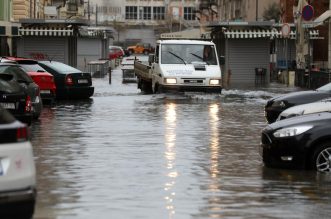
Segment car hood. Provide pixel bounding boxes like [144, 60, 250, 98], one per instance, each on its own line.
[280, 101, 331, 117]
[270, 90, 330, 105]
[268, 112, 331, 130]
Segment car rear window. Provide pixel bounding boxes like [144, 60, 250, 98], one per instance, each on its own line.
[0, 66, 33, 83]
[20, 64, 47, 72]
[0, 78, 18, 93]
[39, 61, 81, 74]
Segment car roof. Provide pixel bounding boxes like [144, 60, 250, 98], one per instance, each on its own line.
[2, 57, 38, 64]
[0, 62, 20, 67]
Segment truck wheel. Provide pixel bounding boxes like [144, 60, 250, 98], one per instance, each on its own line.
[153, 83, 162, 94]
[141, 81, 153, 94]
[310, 141, 331, 172]
[137, 79, 142, 89]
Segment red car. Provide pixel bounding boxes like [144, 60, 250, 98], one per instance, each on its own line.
[109, 46, 125, 60]
[3, 57, 56, 104]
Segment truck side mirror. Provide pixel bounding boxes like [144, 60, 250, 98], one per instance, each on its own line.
[148, 54, 155, 65]
[219, 56, 225, 65]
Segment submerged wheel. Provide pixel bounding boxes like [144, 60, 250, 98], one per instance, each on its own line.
[140, 81, 153, 94]
[311, 142, 331, 172]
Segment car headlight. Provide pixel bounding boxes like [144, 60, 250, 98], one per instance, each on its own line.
[273, 125, 313, 138]
[210, 79, 220, 85]
[164, 78, 177, 84]
[272, 100, 286, 108]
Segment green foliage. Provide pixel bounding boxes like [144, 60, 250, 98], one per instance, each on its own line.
[263, 2, 281, 22]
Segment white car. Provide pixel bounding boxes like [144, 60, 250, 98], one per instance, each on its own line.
[0, 107, 36, 218]
[277, 98, 331, 121]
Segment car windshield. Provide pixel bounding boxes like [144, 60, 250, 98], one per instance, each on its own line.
[161, 44, 217, 65]
[316, 82, 331, 92]
[39, 61, 81, 74]
[0, 66, 33, 83]
[20, 64, 47, 72]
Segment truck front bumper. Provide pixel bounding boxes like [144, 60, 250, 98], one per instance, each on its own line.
[160, 85, 222, 93]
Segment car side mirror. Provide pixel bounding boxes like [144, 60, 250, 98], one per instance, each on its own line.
[219, 56, 225, 65]
[148, 54, 155, 65]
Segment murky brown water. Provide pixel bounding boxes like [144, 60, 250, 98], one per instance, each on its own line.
[29, 66, 331, 219]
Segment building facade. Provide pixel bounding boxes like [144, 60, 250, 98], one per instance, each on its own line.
[218, 0, 279, 22]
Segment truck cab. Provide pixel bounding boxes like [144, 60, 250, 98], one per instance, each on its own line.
[150, 40, 222, 93]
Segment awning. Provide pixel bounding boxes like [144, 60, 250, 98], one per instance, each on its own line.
[19, 27, 73, 37]
[160, 28, 210, 39]
[224, 29, 320, 39]
[313, 10, 331, 27]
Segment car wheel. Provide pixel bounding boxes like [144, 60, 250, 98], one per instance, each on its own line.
[129, 50, 134, 55]
[144, 50, 149, 55]
[311, 142, 331, 172]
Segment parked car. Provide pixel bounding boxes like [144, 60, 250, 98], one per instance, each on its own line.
[261, 111, 331, 172]
[264, 82, 331, 123]
[0, 73, 33, 126]
[37, 61, 94, 99]
[0, 106, 36, 218]
[277, 98, 331, 121]
[109, 46, 125, 60]
[126, 43, 154, 55]
[2, 57, 56, 104]
[0, 63, 42, 120]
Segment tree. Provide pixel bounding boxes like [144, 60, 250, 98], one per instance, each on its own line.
[263, 2, 281, 22]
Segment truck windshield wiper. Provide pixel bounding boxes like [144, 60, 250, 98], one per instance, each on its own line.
[190, 53, 210, 65]
[190, 53, 203, 60]
[168, 51, 186, 65]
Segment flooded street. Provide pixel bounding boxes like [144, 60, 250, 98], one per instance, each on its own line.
[30, 67, 331, 219]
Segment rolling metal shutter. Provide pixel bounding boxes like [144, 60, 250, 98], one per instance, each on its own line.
[17, 37, 67, 63]
[227, 39, 270, 86]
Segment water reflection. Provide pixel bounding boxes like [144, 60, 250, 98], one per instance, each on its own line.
[208, 103, 220, 179]
[164, 103, 177, 218]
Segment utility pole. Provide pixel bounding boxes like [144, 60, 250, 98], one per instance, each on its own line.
[256, 0, 258, 21]
[96, 4, 98, 26]
[88, 0, 90, 24]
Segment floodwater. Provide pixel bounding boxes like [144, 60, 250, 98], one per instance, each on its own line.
[30, 66, 331, 219]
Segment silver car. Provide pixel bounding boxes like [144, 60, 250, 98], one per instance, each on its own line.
[277, 98, 331, 121]
[0, 107, 37, 218]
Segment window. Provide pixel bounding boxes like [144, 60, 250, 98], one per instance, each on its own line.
[153, 7, 165, 20]
[139, 6, 151, 20]
[125, 6, 137, 19]
[184, 7, 195, 20]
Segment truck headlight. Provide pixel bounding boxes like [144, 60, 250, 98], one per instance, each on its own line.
[210, 79, 220, 85]
[273, 125, 313, 138]
[165, 78, 177, 84]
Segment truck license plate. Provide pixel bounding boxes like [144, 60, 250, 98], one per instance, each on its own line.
[0, 102, 15, 109]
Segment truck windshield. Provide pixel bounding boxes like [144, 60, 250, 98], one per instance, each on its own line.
[161, 44, 217, 65]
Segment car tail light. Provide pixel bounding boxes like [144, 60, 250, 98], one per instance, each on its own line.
[16, 127, 28, 142]
[25, 96, 32, 112]
[65, 75, 73, 86]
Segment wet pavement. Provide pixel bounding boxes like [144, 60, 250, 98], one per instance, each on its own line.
[30, 65, 331, 219]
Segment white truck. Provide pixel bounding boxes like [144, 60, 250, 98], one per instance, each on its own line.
[134, 39, 223, 93]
